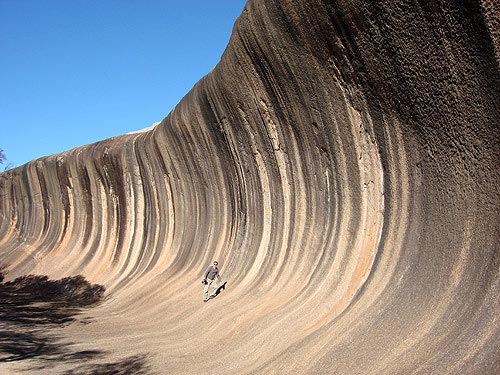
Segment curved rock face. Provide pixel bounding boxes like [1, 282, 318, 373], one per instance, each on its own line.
[1, 1, 499, 374]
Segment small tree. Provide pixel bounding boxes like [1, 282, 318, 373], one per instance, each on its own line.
[0, 148, 13, 171]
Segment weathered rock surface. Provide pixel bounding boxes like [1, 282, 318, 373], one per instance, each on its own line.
[1, 1, 499, 374]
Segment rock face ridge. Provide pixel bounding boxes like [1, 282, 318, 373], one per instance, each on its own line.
[1, 1, 499, 374]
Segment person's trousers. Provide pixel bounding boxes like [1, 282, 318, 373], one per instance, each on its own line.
[203, 279, 218, 300]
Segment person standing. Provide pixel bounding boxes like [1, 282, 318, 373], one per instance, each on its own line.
[203, 261, 222, 302]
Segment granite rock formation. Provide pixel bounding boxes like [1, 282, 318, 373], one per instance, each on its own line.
[1, 0, 499, 374]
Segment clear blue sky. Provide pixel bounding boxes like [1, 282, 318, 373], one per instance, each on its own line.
[0, 0, 247, 168]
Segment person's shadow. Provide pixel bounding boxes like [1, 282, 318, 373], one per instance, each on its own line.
[212, 282, 227, 298]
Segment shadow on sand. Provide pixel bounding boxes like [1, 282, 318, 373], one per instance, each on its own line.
[62, 354, 150, 375]
[0, 270, 151, 374]
[209, 281, 227, 300]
